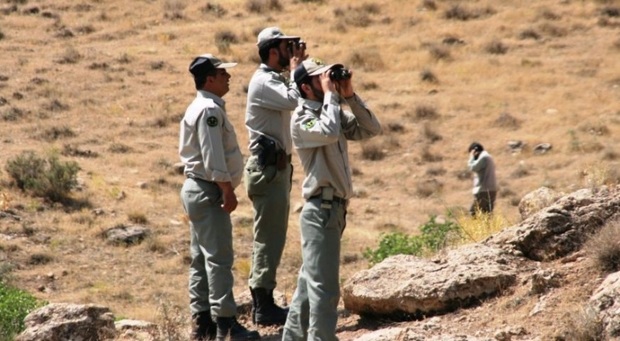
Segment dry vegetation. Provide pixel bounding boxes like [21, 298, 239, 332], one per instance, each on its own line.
[0, 0, 619, 339]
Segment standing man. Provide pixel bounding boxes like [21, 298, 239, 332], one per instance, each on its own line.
[244, 26, 307, 326]
[282, 58, 382, 341]
[179, 53, 261, 341]
[467, 142, 498, 216]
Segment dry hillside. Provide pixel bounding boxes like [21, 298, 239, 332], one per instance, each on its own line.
[0, 0, 619, 339]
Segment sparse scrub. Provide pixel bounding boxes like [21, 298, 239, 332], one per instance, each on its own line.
[510, 163, 530, 179]
[455, 210, 509, 243]
[201, 2, 227, 17]
[385, 122, 405, 133]
[421, 0, 437, 11]
[539, 23, 567, 37]
[425, 166, 446, 176]
[519, 28, 541, 40]
[485, 39, 508, 54]
[163, 0, 186, 20]
[56, 46, 81, 64]
[156, 298, 185, 341]
[585, 218, 620, 273]
[560, 307, 605, 341]
[415, 178, 443, 197]
[347, 50, 385, 71]
[108, 142, 133, 153]
[422, 122, 442, 143]
[215, 30, 238, 53]
[420, 68, 438, 83]
[421, 145, 442, 162]
[2, 107, 25, 121]
[444, 5, 495, 21]
[39, 125, 75, 141]
[0, 28, 5, 41]
[414, 104, 438, 120]
[0, 282, 44, 341]
[128, 212, 148, 224]
[28, 253, 53, 265]
[494, 112, 520, 129]
[361, 142, 386, 161]
[429, 45, 451, 61]
[5, 151, 80, 203]
[363, 216, 460, 265]
[151, 61, 165, 70]
[539, 8, 561, 21]
[246, 0, 281, 13]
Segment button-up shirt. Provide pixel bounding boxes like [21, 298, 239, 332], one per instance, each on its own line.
[291, 92, 382, 200]
[468, 150, 498, 194]
[245, 64, 300, 155]
[179, 90, 243, 188]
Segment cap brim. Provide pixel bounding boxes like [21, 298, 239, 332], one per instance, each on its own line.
[307, 64, 343, 76]
[216, 62, 238, 69]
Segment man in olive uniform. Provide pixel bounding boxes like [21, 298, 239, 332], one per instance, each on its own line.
[282, 58, 382, 340]
[179, 53, 260, 341]
[244, 27, 307, 326]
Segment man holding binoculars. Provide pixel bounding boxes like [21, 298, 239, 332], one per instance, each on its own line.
[243, 27, 307, 327]
[282, 58, 382, 340]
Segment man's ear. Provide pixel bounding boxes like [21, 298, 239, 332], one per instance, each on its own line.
[300, 83, 311, 97]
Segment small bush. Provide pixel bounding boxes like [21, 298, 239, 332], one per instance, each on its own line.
[361, 143, 385, 161]
[420, 68, 438, 83]
[363, 216, 461, 265]
[201, 2, 227, 17]
[519, 28, 541, 40]
[5, 151, 79, 203]
[456, 210, 508, 243]
[163, 0, 186, 20]
[429, 45, 451, 61]
[0, 282, 43, 341]
[561, 307, 605, 341]
[585, 218, 620, 273]
[215, 30, 238, 53]
[414, 104, 439, 120]
[246, 0, 281, 13]
[39, 125, 75, 141]
[422, 122, 442, 143]
[421, 0, 437, 11]
[485, 39, 508, 54]
[347, 50, 385, 71]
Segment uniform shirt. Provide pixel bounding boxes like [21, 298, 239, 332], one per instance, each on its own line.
[291, 92, 382, 200]
[245, 64, 300, 155]
[468, 150, 498, 194]
[179, 90, 243, 188]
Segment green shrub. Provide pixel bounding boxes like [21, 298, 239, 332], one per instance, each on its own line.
[5, 151, 79, 202]
[0, 282, 43, 341]
[363, 216, 461, 265]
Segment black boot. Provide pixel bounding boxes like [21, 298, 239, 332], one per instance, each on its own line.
[215, 317, 261, 341]
[250, 287, 289, 326]
[191, 311, 217, 341]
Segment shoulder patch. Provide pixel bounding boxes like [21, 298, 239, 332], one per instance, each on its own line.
[304, 119, 316, 130]
[206, 116, 219, 127]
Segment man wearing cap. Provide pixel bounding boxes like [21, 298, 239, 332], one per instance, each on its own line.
[180, 53, 261, 341]
[244, 26, 307, 326]
[282, 58, 381, 341]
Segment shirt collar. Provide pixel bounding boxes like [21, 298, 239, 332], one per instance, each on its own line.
[197, 90, 226, 108]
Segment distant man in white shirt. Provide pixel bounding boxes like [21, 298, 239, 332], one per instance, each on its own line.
[467, 142, 498, 216]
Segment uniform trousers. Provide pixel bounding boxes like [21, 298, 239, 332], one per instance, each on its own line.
[181, 178, 237, 318]
[244, 155, 292, 290]
[282, 197, 347, 341]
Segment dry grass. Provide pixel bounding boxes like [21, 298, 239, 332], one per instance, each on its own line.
[0, 0, 619, 338]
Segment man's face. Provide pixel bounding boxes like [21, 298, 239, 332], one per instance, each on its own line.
[308, 76, 324, 101]
[276, 40, 291, 68]
[206, 69, 231, 97]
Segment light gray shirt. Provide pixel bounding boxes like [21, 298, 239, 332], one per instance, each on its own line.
[179, 90, 243, 188]
[291, 92, 382, 200]
[245, 64, 300, 155]
[468, 150, 497, 194]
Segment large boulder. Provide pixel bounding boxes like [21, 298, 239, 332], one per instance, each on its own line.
[486, 186, 620, 261]
[518, 187, 563, 220]
[16, 303, 116, 341]
[589, 271, 620, 338]
[342, 244, 518, 317]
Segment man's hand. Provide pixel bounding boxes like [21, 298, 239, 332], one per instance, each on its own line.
[319, 70, 336, 94]
[216, 182, 238, 213]
[335, 69, 354, 98]
[289, 41, 307, 71]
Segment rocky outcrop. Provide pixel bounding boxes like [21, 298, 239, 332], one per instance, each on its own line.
[486, 186, 620, 261]
[15, 303, 116, 341]
[342, 244, 518, 317]
[590, 271, 620, 338]
[518, 186, 563, 220]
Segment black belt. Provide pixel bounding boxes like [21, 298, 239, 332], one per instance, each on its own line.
[309, 195, 347, 205]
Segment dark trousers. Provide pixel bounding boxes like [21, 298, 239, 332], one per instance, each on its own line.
[470, 191, 497, 216]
